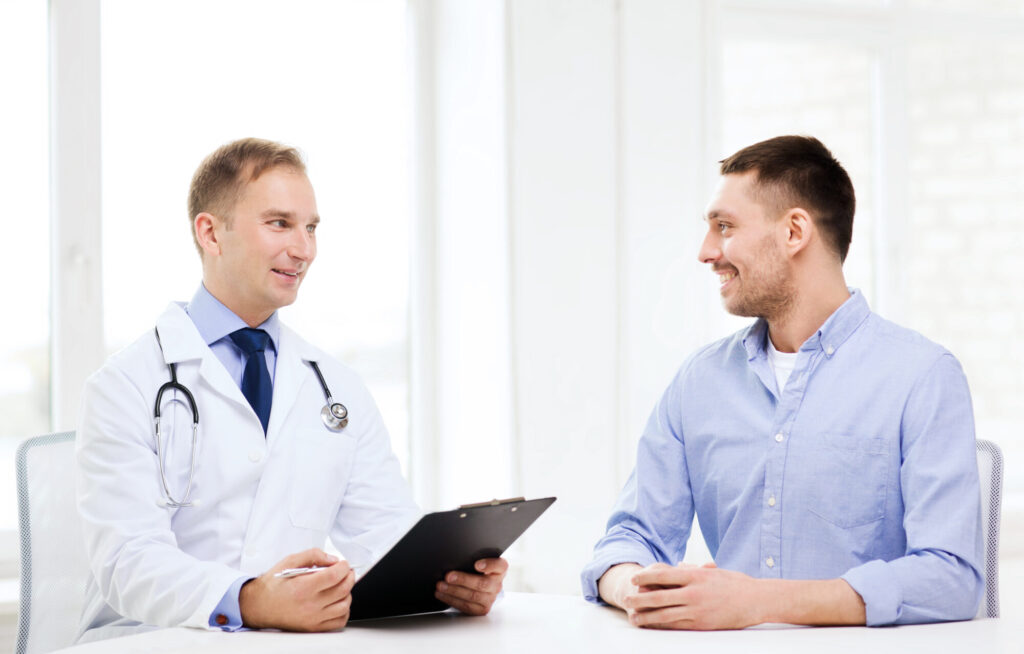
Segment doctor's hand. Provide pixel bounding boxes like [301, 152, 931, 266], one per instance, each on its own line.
[240, 548, 355, 632]
[435, 557, 508, 616]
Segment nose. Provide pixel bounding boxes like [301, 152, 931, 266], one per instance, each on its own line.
[698, 228, 721, 265]
[289, 228, 316, 263]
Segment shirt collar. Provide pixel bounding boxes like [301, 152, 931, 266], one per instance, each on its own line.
[185, 284, 280, 353]
[742, 288, 870, 362]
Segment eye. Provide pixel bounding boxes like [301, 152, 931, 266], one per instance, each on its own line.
[717, 222, 731, 234]
[270, 219, 288, 228]
[306, 223, 317, 234]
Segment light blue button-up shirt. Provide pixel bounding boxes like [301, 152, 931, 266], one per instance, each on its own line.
[184, 284, 281, 631]
[581, 290, 983, 626]
[185, 284, 280, 386]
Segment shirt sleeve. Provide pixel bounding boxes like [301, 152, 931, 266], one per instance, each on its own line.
[580, 370, 696, 603]
[208, 576, 252, 631]
[841, 353, 984, 625]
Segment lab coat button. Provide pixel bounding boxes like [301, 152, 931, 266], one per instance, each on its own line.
[249, 451, 263, 463]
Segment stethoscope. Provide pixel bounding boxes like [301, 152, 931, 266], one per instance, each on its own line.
[153, 327, 349, 508]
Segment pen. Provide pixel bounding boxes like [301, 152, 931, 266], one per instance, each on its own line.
[274, 566, 326, 578]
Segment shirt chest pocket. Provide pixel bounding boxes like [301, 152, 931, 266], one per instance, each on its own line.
[288, 431, 357, 531]
[806, 433, 889, 529]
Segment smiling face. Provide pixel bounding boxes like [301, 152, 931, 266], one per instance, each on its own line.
[200, 166, 319, 326]
[699, 171, 794, 321]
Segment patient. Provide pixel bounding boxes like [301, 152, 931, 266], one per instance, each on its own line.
[581, 135, 983, 628]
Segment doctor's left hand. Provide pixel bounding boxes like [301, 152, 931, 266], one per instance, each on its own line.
[434, 557, 508, 616]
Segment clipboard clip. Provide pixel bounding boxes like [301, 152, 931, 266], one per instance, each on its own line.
[458, 496, 526, 509]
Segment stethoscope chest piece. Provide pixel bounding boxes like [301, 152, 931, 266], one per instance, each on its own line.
[308, 359, 349, 432]
[321, 402, 349, 432]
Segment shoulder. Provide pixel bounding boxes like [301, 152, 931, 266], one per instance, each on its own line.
[85, 303, 198, 395]
[857, 312, 959, 376]
[675, 324, 754, 381]
[86, 327, 161, 392]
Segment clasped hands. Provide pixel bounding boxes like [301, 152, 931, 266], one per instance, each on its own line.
[240, 548, 508, 632]
[604, 561, 764, 631]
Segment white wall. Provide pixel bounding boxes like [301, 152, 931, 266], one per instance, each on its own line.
[506, 0, 621, 592]
[426, 0, 720, 593]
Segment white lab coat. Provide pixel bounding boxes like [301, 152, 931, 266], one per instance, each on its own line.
[75, 303, 419, 641]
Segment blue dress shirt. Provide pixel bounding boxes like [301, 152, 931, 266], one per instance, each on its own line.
[184, 284, 281, 631]
[581, 290, 984, 626]
[185, 284, 280, 386]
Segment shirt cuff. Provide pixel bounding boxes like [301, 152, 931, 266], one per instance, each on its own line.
[580, 548, 656, 604]
[841, 559, 902, 626]
[209, 576, 253, 631]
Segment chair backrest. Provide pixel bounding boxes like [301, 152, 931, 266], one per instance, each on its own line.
[15, 431, 90, 654]
[975, 439, 1003, 619]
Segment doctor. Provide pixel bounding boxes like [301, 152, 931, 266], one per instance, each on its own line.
[76, 138, 507, 641]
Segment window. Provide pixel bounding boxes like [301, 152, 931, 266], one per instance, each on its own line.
[905, 36, 1024, 483]
[100, 0, 413, 470]
[713, 0, 1024, 490]
[0, 0, 50, 535]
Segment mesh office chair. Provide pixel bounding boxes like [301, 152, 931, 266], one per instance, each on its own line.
[975, 439, 1003, 619]
[15, 431, 90, 654]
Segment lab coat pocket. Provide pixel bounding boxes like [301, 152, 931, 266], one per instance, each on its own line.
[288, 431, 357, 531]
[807, 433, 888, 529]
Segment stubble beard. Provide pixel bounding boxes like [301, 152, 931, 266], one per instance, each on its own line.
[722, 234, 795, 323]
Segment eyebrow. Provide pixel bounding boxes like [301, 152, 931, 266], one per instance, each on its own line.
[704, 210, 732, 222]
[261, 209, 321, 223]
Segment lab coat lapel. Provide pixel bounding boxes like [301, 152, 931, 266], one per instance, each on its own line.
[266, 326, 317, 446]
[155, 303, 251, 412]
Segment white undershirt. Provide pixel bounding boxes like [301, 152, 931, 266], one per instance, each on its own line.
[767, 337, 799, 394]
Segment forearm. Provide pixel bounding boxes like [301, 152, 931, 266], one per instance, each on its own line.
[756, 578, 865, 626]
[597, 563, 643, 609]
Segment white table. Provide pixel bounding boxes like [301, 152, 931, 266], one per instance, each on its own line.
[54, 592, 1022, 654]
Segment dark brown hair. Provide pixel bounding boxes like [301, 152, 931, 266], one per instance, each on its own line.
[719, 135, 855, 262]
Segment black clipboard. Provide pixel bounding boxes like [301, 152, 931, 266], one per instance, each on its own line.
[349, 496, 556, 621]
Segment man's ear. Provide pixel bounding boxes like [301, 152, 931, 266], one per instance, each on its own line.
[782, 208, 813, 257]
[194, 212, 222, 258]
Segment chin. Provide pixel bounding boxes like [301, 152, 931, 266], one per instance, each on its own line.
[722, 298, 756, 319]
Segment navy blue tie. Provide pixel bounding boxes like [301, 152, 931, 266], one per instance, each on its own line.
[229, 328, 273, 434]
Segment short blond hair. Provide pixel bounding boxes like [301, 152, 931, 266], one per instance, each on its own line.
[187, 137, 306, 253]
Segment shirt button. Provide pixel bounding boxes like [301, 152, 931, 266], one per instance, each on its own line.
[825, 345, 835, 356]
[768, 495, 776, 507]
[249, 451, 263, 463]
[766, 556, 775, 568]
[774, 433, 784, 443]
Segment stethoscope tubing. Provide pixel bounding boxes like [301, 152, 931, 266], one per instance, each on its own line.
[151, 326, 347, 508]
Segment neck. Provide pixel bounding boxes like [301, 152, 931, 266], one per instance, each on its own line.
[202, 275, 272, 328]
[766, 266, 849, 353]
